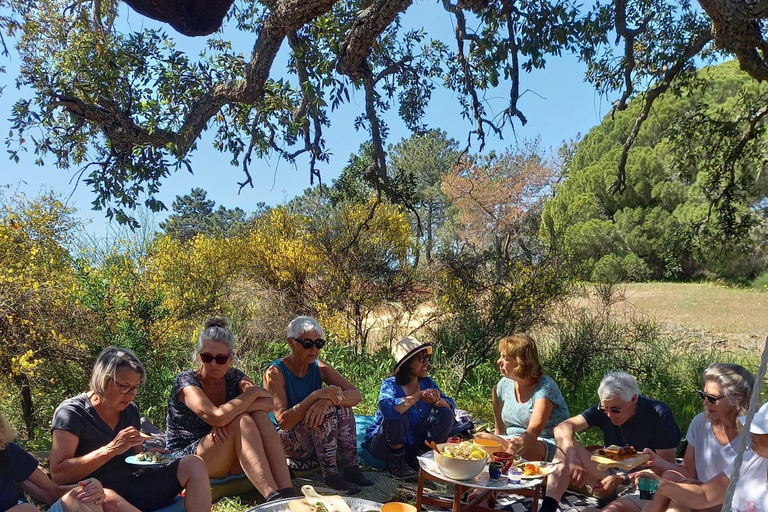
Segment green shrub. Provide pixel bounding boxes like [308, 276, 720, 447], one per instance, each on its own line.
[752, 269, 768, 290]
[592, 253, 652, 282]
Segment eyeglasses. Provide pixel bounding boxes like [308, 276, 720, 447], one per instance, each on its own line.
[113, 380, 141, 395]
[597, 403, 624, 415]
[200, 353, 231, 364]
[293, 338, 326, 350]
[418, 353, 432, 363]
[698, 389, 725, 405]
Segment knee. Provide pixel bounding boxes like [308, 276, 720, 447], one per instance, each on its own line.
[661, 470, 686, 482]
[60, 490, 78, 510]
[435, 406, 454, 423]
[237, 412, 258, 431]
[13, 504, 41, 512]
[179, 454, 208, 480]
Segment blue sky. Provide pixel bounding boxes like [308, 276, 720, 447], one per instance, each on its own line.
[1, 1, 613, 237]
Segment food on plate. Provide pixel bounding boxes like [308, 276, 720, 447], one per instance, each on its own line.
[295, 485, 351, 512]
[597, 445, 638, 460]
[522, 463, 541, 476]
[134, 451, 172, 463]
[441, 441, 488, 460]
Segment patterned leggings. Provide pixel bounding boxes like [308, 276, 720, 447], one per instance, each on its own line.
[279, 405, 359, 477]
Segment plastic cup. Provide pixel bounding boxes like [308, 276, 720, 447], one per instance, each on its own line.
[509, 468, 522, 484]
[638, 478, 659, 500]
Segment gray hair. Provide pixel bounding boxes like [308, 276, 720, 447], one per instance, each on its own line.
[703, 363, 754, 416]
[90, 346, 146, 396]
[287, 316, 323, 339]
[598, 371, 640, 402]
[193, 317, 236, 365]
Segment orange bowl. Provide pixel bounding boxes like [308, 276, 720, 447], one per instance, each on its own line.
[381, 503, 417, 512]
[472, 438, 502, 456]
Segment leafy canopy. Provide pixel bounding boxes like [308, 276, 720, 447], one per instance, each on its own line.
[5, 0, 765, 225]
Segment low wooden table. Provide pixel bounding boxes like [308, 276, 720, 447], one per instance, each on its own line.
[415, 453, 544, 512]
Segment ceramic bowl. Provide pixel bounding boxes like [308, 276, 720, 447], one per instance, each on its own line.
[434, 443, 488, 480]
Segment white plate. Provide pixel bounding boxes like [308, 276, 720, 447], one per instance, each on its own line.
[418, 451, 542, 489]
[513, 461, 558, 479]
[125, 454, 175, 466]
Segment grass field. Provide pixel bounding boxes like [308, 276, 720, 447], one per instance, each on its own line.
[616, 282, 768, 352]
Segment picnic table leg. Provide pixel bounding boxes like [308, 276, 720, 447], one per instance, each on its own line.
[452, 484, 464, 512]
[416, 468, 426, 512]
[530, 484, 540, 512]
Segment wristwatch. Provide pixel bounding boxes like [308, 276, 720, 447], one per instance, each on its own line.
[621, 473, 631, 486]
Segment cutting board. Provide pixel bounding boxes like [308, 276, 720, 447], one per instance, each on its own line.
[289, 486, 351, 512]
[590, 452, 650, 471]
[288, 500, 316, 512]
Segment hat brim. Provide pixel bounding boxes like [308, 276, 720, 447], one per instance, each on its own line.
[393, 343, 433, 373]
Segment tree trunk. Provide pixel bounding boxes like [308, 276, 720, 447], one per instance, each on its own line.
[13, 374, 35, 440]
[426, 204, 433, 265]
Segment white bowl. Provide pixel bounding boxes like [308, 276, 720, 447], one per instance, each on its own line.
[433, 443, 488, 480]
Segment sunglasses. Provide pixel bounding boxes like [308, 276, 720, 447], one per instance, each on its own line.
[113, 380, 142, 395]
[200, 353, 231, 364]
[417, 353, 432, 363]
[698, 389, 725, 405]
[597, 404, 624, 415]
[293, 338, 326, 350]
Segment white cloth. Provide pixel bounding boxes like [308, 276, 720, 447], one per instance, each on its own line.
[686, 413, 746, 482]
[722, 452, 768, 512]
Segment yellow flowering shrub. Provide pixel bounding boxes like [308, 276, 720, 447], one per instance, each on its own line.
[0, 193, 90, 437]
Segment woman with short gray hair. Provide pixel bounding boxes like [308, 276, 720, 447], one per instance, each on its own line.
[637, 362, 754, 512]
[263, 316, 372, 494]
[88, 347, 146, 396]
[166, 317, 293, 502]
[50, 346, 211, 512]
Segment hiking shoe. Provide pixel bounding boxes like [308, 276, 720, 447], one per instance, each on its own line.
[323, 473, 361, 495]
[343, 465, 374, 486]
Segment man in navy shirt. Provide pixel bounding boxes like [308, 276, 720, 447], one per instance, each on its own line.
[539, 371, 681, 512]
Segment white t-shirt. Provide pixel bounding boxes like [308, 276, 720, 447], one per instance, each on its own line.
[686, 413, 746, 482]
[723, 453, 768, 512]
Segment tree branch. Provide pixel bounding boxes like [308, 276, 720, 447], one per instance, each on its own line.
[611, 29, 713, 194]
[338, 0, 415, 81]
[56, 0, 339, 157]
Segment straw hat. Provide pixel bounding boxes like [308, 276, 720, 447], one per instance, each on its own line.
[392, 337, 432, 373]
[749, 402, 768, 435]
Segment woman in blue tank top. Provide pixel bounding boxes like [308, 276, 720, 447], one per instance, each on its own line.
[263, 316, 372, 495]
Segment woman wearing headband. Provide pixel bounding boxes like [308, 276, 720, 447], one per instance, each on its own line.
[165, 317, 293, 502]
[263, 316, 372, 495]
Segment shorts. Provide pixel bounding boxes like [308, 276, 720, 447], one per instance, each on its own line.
[114, 459, 184, 511]
[607, 468, 643, 508]
[499, 435, 558, 462]
[48, 499, 64, 512]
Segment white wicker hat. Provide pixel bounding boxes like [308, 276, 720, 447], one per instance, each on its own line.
[392, 337, 432, 373]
